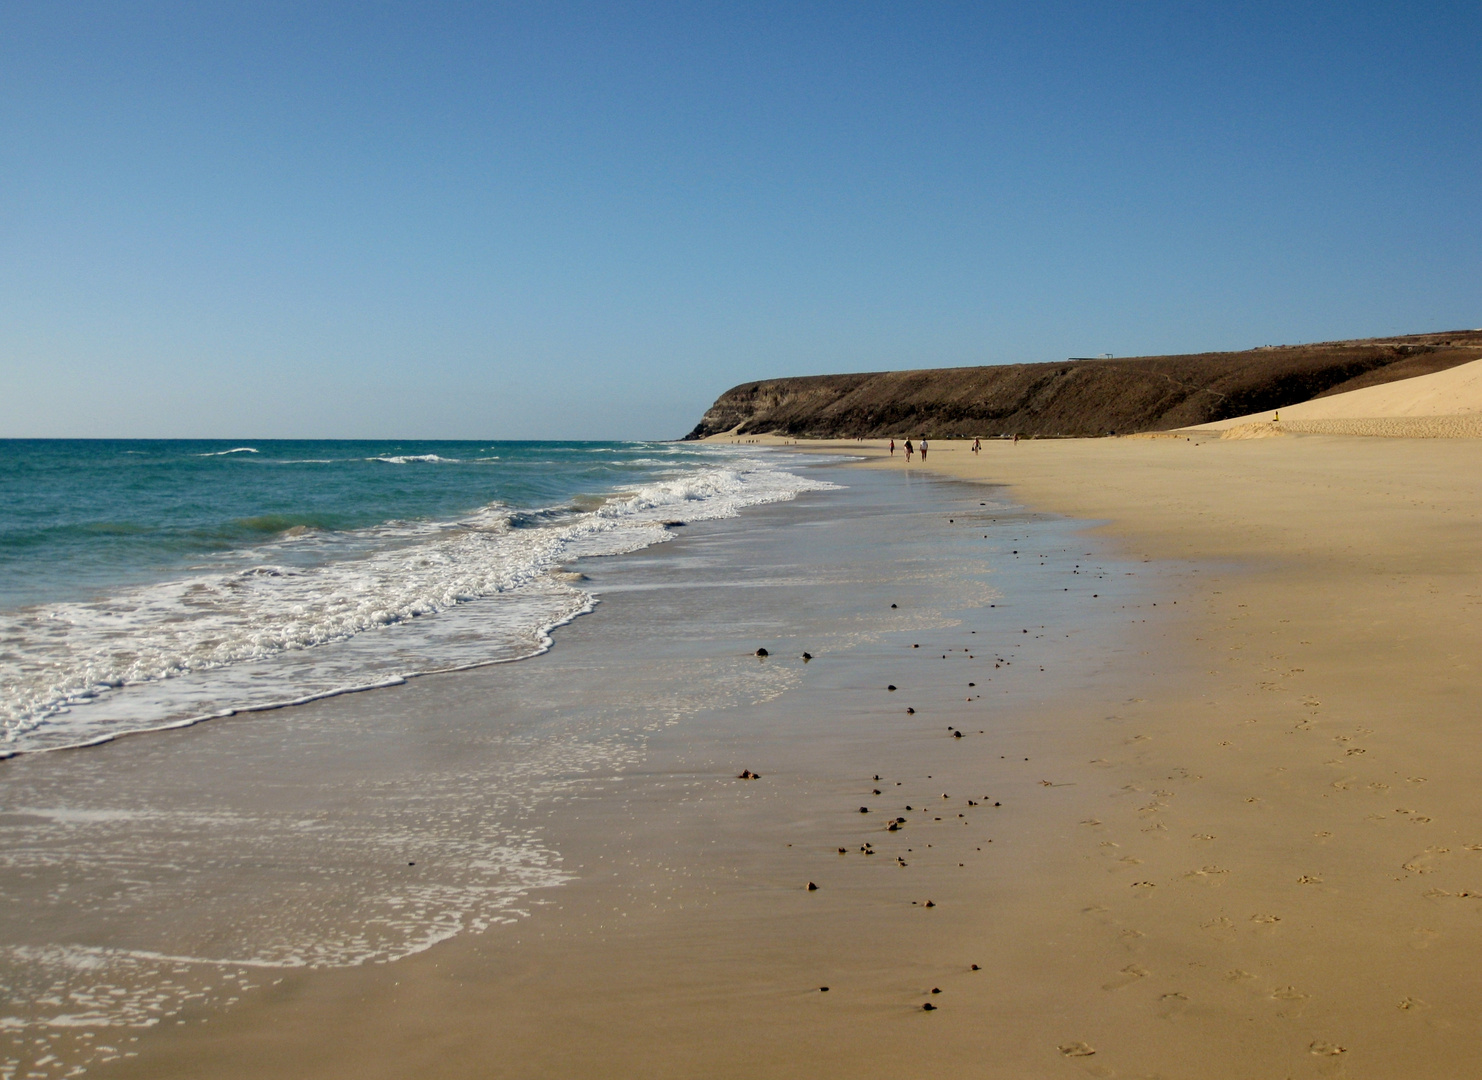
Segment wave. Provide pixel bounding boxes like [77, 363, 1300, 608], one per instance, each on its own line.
[0, 455, 838, 754]
[368, 454, 460, 464]
[196, 447, 259, 456]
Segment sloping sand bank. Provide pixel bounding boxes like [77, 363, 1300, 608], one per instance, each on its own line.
[1192, 356, 1482, 436]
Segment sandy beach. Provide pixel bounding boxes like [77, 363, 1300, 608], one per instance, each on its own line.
[8, 431, 1482, 1079]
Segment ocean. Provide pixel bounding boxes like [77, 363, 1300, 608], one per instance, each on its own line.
[0, 439, 837, 755]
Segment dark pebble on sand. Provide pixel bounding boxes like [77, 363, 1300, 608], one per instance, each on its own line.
[953, 731, 963, 739]
[859, 807, 870, 813]
[922, 1002, 937, 1011]
[891, 603, 898, 608]
[906, 707, 915, 714]
[819, 986, 829, 992]
[755, 648, 769, 657]
[971, 964, 981, 971]
[807, 882, 819, 891]
[887, 684, 896, 691]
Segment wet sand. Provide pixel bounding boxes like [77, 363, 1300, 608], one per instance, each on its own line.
[15, 432, 1482, 1077]
[13, 465, 1162, 1078]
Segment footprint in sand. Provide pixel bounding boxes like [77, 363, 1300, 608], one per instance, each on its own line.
[1308, 1041, 1346, 1057]
[1201, 916, 1236, 941]
[1401, 847, 1451, 874]
[1410, 928, 1440, 950]
[1156, 992, 1189, 1019]
[1186, 865, 1229, 881]
[1272, 986, 1309, 1003]
[1250, 913, 1282, 925]
[1101, 964, 1149, 991]
[1058, 1042, 1096, 1057]
[1398, 996, 1427, 1010]
[1224, 969, 1255, 983]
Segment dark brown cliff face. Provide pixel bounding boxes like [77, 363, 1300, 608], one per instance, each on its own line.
[684, 331, 1482, 440]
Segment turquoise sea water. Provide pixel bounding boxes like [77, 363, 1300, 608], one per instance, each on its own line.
[0, 439, 836, 753]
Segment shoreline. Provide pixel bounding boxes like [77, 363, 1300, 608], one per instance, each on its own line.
[13, 462, 1177, 1079]
[11, 432, 1482, 1076]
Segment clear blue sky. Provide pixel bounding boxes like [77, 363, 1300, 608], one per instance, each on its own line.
[3, 2, 1478, 439]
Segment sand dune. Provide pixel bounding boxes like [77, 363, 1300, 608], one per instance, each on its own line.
[1192, 356, 1482, 436]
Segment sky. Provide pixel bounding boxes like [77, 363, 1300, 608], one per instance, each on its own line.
[2, 2, 1478, 439]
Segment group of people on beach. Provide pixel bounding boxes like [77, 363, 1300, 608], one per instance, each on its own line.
[889, 436, 989, 460]
[889, 437, 929, 460]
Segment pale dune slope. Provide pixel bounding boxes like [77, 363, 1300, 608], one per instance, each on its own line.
[1192, 355, 1482, 431]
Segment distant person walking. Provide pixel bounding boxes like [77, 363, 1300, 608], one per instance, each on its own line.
[919, 438, 928, 461]
[972, 438, 981, 454]
[904, 439, 914, 460]
[889, 438, 895, 455]
[1013, 433, 1020, 444]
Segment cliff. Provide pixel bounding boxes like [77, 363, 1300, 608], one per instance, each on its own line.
[684, 331, 1482, 440]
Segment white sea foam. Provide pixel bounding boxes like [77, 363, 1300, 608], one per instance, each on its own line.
[369, 454, 460, 464]
[0, 454, 838, 754]
[195, 447, 259, 456]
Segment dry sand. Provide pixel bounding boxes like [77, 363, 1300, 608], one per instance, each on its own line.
[100, 431, 1482, 1079]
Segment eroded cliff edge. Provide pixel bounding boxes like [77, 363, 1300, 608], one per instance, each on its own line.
[685, 331, 1482, 440]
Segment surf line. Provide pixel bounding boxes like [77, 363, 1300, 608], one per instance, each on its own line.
[0, 596, 598, 762]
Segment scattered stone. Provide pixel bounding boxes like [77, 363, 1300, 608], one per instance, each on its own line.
[738, 769, 761, 779]
[887, 684, 897, 691]
[807, 882, 819, 891]
[802, 652, 812, 661]
[922, 1002, 937, 1011]
[859, 807, 870, 813]
[953, 731, 964, 739]
[971, 964, 981, 971]
[755, 648, 769, 657]
[819, 986, 829, 992]
[906, 707, 915, 715]
[891, 603, 898, 608]
[838, 848, 847, 854]
[924, 900, 936, 907]
[931, 987, 942, 994]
